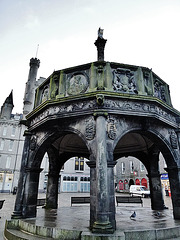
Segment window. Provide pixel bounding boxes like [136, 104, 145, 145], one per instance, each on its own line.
[62, 175, 78, 192]
[130, 161, 134, 173]
[3, 126, 7, 136]
[140, 162, 145, 172]
[75, 157, 84, 171]
[122, 162, 125, 174]
[9, 140, 14, 151]
[11, 126, 16, 136]
[6, 155, 11, 168]
[75, 157, 79, 170]
[80, 158, 84, 171]
[0, 139, 5, 150]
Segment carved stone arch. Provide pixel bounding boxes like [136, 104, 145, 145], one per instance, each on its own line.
[141, 127, 179, 168]
[112, 127, 136, 153]
[112, 121, 179, 168]
[27, 130, 60, 169]
[29, 125, 92, 170]
[65, 126, 93, 157]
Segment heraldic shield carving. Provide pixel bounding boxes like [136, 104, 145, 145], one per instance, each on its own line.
[113, 68, 137, 94]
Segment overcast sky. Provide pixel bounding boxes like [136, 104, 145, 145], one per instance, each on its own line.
[1, 0, 180, 113]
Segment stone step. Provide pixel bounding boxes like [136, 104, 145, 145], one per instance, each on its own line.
[81, 230, 125, 240]
[4, 228, 53, 240]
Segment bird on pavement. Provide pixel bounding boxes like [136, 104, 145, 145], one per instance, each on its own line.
[130, 211, 136, 220]
[153, 211, 160, 218]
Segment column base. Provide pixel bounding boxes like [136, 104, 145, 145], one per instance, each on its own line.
[151, 203, 165, 210]
[92, 221, 114, 234]
[173, 207, 180, 219]
[22, 205, 37, 218]
[11, 211, 23, 219]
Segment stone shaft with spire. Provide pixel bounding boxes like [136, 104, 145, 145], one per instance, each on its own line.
[23, 58, 40, 118]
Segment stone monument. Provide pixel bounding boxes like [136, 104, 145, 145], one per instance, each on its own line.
[10, 29, 180, 235]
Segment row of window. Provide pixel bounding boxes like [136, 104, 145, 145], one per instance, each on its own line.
[62, 182, 90, 192]
[121, 161, 145, 174]
[63, 176, 90, 181]
[0, 139, 14, 151]
[0, 125, 16, 137]
[118, 178, 148, 190]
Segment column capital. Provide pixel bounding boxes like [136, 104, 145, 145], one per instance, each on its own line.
[165, 166, 180, 173]
[147, 172, 161, 178]
[107, 161, 117, 168]
[25, 167, 43, 173]
[86, 161, 96, 168]
[93, 110, 108, 118]
[48, 171, 60, 177]
[23, 130, 33, 136]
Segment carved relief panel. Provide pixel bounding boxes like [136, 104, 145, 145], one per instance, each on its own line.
[169, 130, 178, 149]
[143, 71, 153, 95]
[153, 79, 167, 103]
[107, 117, 117, 140]
[41, 84, 50, 103]
[30, 135, 37, 150]
[50, 73, 59, 99]
[85, 117, 96, 140]
[112, 68, 137, 94]
[66, 72, 89, 96]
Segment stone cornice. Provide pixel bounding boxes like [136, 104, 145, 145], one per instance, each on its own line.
[27, 94, 180, 130]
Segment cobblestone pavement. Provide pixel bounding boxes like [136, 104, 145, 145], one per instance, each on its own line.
[0, 192, 177, 239]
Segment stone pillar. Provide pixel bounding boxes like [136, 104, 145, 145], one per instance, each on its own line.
[23, 58, 40, 117]
[92, 114, 114, 233]
[22, 167, 43, 218]
[107, 160, 116, 230]
[148, 172, 165, 210]
[12, 132, 31, 219]
[165, 166, 180, 219]
[148, 146, 165, 210]
[86, 158, 96, 229]
[45, 171, 59, 209]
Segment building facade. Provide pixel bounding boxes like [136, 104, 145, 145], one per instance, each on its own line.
[0, 58, 91, 193]
[0, 58, 44, 193]
[0, 107, 24, 193]
[39, 155, 90, 193]
[115, 153, 168, 193]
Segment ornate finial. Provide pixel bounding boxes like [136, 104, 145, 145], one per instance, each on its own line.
[98, 28, 104, 39]
[94, 28, 107, 61]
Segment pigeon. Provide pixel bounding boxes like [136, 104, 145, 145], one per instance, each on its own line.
[153, 211, 160, 218]
[130, 211, 136, 220]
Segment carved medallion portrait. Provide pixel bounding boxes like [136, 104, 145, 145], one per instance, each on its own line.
[67, 72, 89, 95]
